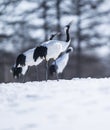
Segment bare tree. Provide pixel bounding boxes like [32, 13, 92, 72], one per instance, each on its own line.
[56, 0, 62, 40]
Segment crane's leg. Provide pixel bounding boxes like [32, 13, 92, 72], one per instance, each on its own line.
[56, 72, 59, 81]
[22, 75, 25, 83]
[36, 66, 39, 81]
[45, 60, 48, 81]
[54, 60, 59, 81]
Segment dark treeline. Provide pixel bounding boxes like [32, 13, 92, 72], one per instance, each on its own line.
[0, 0, 110, 83]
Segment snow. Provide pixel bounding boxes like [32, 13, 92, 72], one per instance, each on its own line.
[0, 78, 110, 130]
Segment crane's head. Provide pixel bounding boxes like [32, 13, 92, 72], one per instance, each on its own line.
[10, 66, 22, 79]
[10, 65, 28, 79]
[65, 20, 73, 29]
[66, 47, 73, 53]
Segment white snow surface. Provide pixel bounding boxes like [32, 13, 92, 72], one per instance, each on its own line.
[0, 78, 110, 130]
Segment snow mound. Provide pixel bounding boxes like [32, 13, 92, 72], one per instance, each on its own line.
[0, 78, 110, 130]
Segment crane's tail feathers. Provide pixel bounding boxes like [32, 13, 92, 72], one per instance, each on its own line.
[33, 46, 47, 61]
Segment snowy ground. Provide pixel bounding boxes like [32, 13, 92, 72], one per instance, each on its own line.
[0, 78, 110, 130]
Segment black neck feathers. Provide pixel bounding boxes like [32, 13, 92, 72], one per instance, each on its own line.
[49, 34, 56, 40]
[66, 25, 70, 42]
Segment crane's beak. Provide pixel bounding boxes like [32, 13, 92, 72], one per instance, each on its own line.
[53, 32, 61, 36]
[65, 20, 74, 28]
[57, 32, 61, 35]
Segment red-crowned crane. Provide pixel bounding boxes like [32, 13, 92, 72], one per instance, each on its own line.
[11, 33, 59, 79]
[49, 47, 73, 81]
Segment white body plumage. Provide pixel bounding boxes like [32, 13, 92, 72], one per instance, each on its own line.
[41, 39, 71, 61]
[53, 52, 69, 73]
[12, 48, 43, 77]
[24, 48, 43, 66]
[20, 49, 43, 75]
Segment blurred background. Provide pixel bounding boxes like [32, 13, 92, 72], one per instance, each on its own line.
[0, 0, 110, 83]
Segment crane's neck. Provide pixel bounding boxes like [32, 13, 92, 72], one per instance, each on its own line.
[49, 34, 55, 40]
[66, 25, 70, 42]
